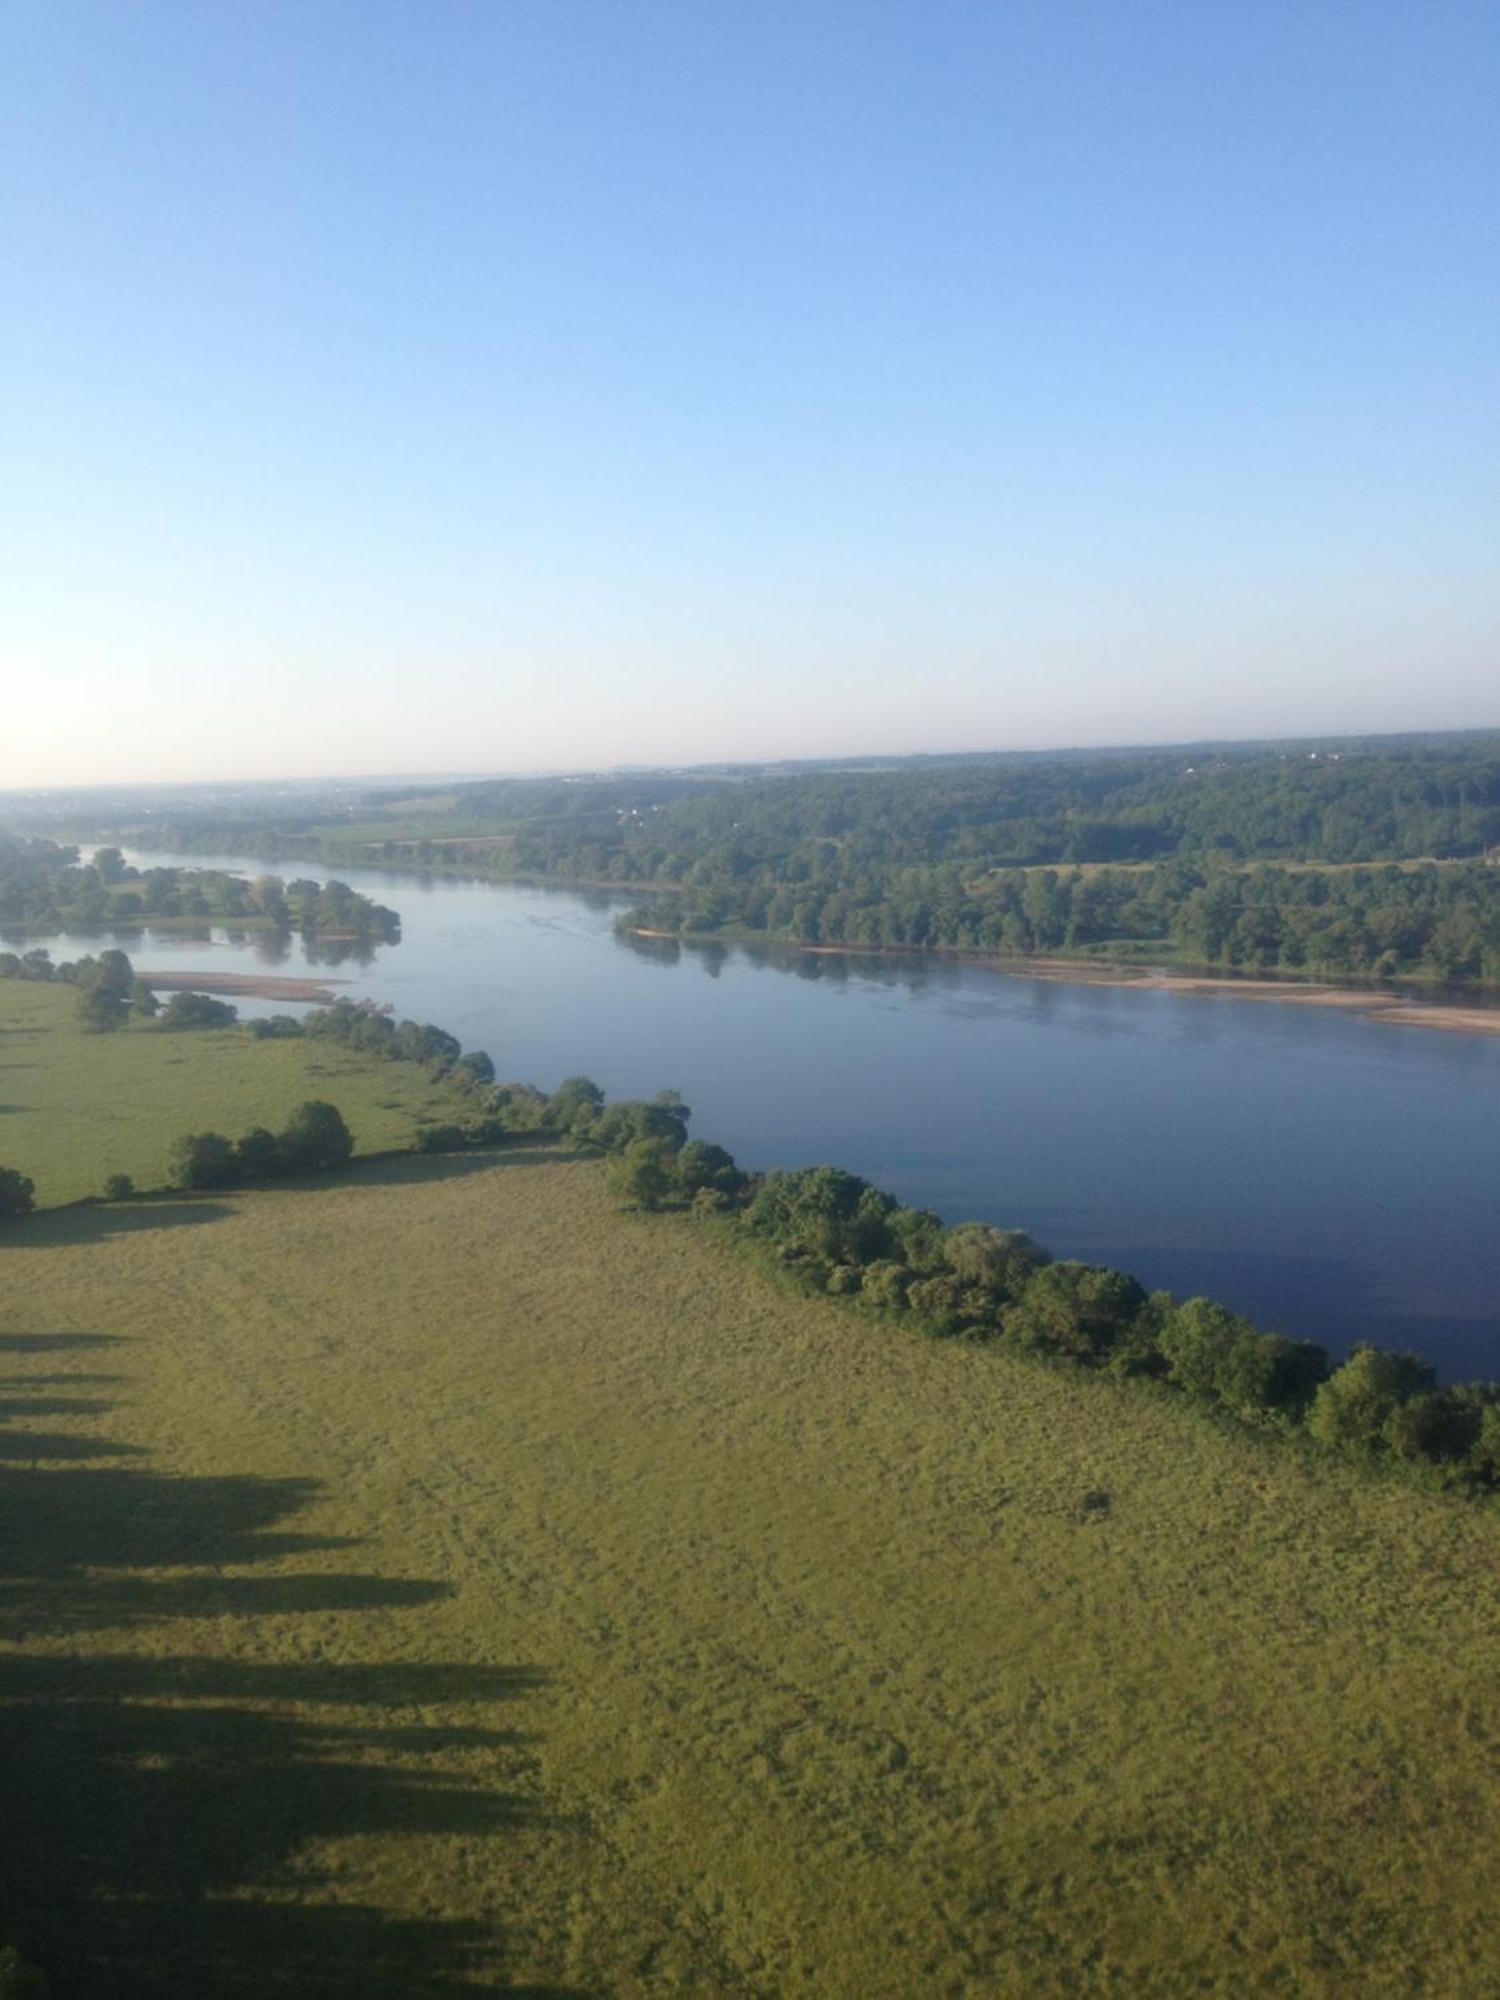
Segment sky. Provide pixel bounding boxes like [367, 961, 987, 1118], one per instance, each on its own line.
[3, 1, 1497, 786]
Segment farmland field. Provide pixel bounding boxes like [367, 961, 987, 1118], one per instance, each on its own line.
[0, 983, 473, 1205]
[3, 1147, 1499, 1995]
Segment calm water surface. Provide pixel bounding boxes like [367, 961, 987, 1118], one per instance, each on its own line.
[21, 849, 1500, 1377]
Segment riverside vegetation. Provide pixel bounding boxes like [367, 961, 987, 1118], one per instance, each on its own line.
[4, 972, 1496, 1491]
[0, 835, 399, 943]
[96, 733, 1500, 982]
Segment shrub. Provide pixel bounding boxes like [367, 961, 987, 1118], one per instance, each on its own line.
[1007, 1263, 1147, 1362]
[860, 1260, 914, 1311]
[0, 1166, 36, 1217]
[942, 1221, 1050, 1298]
[1216, 1330, 1328, 1417]
[889, 1205, 946, 1273]
[1306, 1346, 1437, 1455]
[675, 1139, 745, 1198]
[248, 1014, 304, 1039]
[234, 1127, 285, 1181]
[159, 991, 238, 1030]
[546, 1075, 606, 1138]
[1383, 1391, 1481, 1464]
[169, 1132, 239, 1191]
[607, 1137, 678, 1210]
[906, 1272, 976, 1333]
[1157, 1298, 1255, 1397]
[415, 1123, 470, 1154]
[825, 1263, 863, 1295]
[77, 984, 126, 1032]
[102, 1173, 135, 1201]
[488, 1082, 551, 1132]
[278, 1101, 354, 1173]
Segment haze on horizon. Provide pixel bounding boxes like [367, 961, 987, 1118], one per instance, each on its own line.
[4, 1, 1497, 790]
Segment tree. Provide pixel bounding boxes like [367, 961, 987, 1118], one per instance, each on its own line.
[278, 1101, 353, 1174]
[1007, 1263, 1147, 1361]
[1306, 1346, 1437, 1454]
[607, 1137, 677, 1210]
[102, 1173, 135, 1201]
[160, 991, 238, 1029]
[93, 948, 134, 997]
[1157, 1298, 1255, 1398]
[675, 1139, 743, 1198]
[77, 983, 126, 1032]
[169, 1132, 239, 1191]
[234, 1127, 284, 1181]
[546, 1075, 606, 1137]
[451, 1049, 496, 1090]
[130, 979, 160, 1017]
[0, 1166, 36, 1217]
[943, 1222, 1049, 1295]
[1215, 1330, 1327, 1417]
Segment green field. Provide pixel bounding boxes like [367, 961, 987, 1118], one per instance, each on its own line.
[0, 983, 473, 1205]
[4, 1144, 1499, 1995]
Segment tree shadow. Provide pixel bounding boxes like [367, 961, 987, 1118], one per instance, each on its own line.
[5, 1202, 235, 1249]
[0, 1332, 127, 1354]
[0, 1393, 117, 1419]
[327, 1146, 567, 1191]
[0, 1402, 583, 1996]
[0, 1428, 144, 1462]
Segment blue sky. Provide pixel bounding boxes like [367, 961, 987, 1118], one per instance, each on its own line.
[3, 1, 1496, 784]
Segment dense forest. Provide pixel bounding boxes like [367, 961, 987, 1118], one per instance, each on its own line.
[106, 736, 1500, 981]
[0, 836, 400, 942]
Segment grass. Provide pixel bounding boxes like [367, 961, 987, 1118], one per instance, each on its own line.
[0, 983, 473, 1205]
[3, 1149, 1499, 1995]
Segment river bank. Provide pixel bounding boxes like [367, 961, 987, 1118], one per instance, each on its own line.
[625, 929, 1500, 1037]
[137, 969, 348, 1002]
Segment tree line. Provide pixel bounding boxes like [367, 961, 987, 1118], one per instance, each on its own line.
[103, 737, 1500, 982]
[0, 836, 399, 941]
[0, 946, 237, 1032]
[619, 856, 1500, 980]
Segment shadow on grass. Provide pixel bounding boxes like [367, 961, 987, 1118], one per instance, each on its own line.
[5, 1202, 235, 1249]
[0, 1332, 127, 1354]
[0, 1429, 144, 1462]
[0, 1404, 583, 1996]
[328, 1143, 571, 1191]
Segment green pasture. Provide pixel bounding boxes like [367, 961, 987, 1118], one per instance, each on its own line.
[3, 1149, 1498, 1994]
[0, 983, 471, 1205]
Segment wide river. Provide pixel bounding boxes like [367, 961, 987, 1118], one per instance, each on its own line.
[23, 848, 1500, 1378]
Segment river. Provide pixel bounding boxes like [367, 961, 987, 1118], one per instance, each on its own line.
[17, 848, 1500, 1378]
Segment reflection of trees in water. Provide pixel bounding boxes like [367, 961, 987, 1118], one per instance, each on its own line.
[613, 924, 964, 997]
[738, 942, 953, 1001]
[303, 934, 382, 969]
[245, 927, 294, 966]
[615, 930, 682, 969]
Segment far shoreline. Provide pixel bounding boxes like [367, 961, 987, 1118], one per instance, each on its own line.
[623, 929, 1500, 1039]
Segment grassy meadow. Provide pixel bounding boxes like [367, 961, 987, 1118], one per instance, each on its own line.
[3, 1146, 1499, 1995]
[0, 983, 473, 1205]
